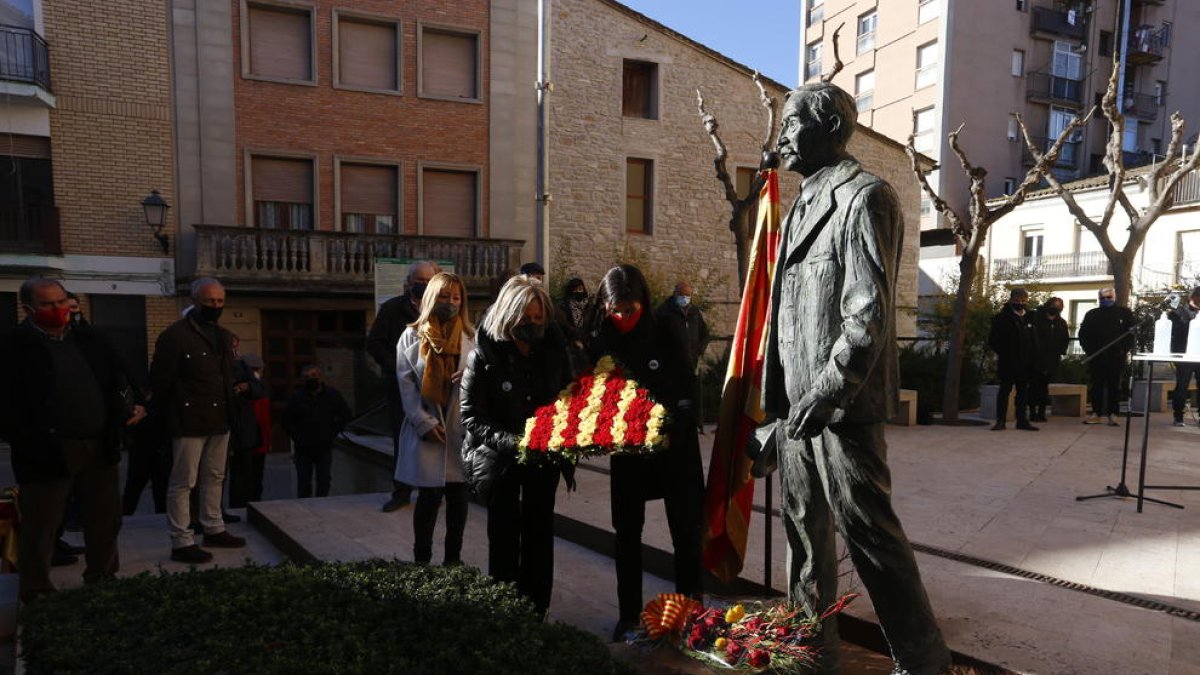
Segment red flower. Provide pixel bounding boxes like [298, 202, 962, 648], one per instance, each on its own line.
[687, 632, 707, 650]
[725, 640, 746, 664]
[748, 649, 770, 668]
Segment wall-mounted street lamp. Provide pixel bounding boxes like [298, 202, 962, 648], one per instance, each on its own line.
[141, 189, 170, 254]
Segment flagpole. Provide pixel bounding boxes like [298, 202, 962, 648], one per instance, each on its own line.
[764, 475, 772, 591]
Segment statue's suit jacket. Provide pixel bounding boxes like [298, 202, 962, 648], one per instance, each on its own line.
[762, 157, 902, 426]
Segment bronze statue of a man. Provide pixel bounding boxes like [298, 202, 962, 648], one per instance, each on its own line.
[761, 82, 951, 674]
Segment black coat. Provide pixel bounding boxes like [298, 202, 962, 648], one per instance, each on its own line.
[459, 322, 572, 503]
[230, 359, 268, 451]
[366, 294, 419, 402]
[1030, 307, 1070, 374]
[988, 306, 1038, 379]
[282, 385, 352, 454]
[1168, 304, 1199, 353]
[0, 321, 132, 484]
[149, 316, 236, 437]
[653, 299, 710, 372]
[1079, 305, 1136, 368]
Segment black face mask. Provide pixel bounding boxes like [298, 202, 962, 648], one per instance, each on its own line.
[1046, 307, 1061, 317]
[513, 323, 545, 344]
[305, 378, 321, 392]
[1010, 303, 1027, 314]
[432, 303, 459, 321]
[410, 282, 428, 302]
[195, 305, 223, 323]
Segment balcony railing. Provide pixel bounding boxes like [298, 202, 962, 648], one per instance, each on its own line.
[1175, 171, 1200, 206]
[1030, 6, 1086, 40]
[1123, 92, 1160, 121]
[1128, 24, 1169, 64]
[1021, 136, 1081, 169]
[194, 225, 523, 292]
[992, 250, 1109, 280]
[0, 25, 51, 91]
[856, 31, 875, 54]
[0, 204, 61, 255]
[1026, 71, 1084, 107]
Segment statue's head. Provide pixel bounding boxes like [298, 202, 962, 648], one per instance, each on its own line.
[778, 82, 857, 175]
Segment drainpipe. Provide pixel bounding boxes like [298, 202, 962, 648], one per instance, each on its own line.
[1116, 0, 1131, 115]
[535, 0, 551, 267]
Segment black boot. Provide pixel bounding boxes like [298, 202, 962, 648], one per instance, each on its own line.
[1016, 418, 1040, 431]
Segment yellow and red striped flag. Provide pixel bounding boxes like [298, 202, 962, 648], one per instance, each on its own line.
[702, 168, 781, 583]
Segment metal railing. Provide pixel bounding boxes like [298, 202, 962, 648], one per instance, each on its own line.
[1026, 70, 1084, 106]
[1021, 135, 1081, 169]
[0, 204, 60, 254]
[1030, 6, 1086, 40]
[1123, 92, 1161, 121]
[193, 224, 523, 290]
[1128, 24, 1169, 62]
[0, 24, 50, 91]
[1175, 171, 1200, 206]
[992, 250, 1109, 279]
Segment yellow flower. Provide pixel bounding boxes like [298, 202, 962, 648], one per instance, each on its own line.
[595, 355, 616, 374]
[725, 604, 746, 624]
[714, 637, 728, 650]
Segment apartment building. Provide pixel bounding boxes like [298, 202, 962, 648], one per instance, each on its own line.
[802, 0, 1200, 296]
[0, 0, 178, 373]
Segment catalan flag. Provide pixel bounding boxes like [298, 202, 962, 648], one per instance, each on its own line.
[701, 168, 781, 583]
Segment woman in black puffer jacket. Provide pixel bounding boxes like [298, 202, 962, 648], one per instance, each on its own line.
[459, 275, 573, 618]
[587, 265, 704, 642]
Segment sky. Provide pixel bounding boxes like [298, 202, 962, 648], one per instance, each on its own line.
[616, 0, 802, 87]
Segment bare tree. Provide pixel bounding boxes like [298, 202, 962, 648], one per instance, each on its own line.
[906, 107, 1093, 423]
[1026, 55, 1200, 307]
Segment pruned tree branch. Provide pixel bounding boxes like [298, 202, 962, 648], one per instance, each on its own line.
[819, 23, 845, 84]
[696, 88, 738, 205]
[753, 71, 776, 154]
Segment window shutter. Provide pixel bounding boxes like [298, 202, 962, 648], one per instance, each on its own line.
[422, 169, 476, 238]
[422, 29, 477, 99]
[341, 164, 397, 216]
[248, 6, 311, 81]
[339, 19, 397, 90]
[1, 134, 50, 159]
[622, 61, 654, 118]
[253, 157, 312, 203]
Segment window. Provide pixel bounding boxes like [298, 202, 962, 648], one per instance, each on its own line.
[340, 163, 398, 234]
[808, 0, 824, 26]
[918, 0, 939, 24]
[251, 156, 314, 230]
[856, 11, 877, 54]
[1155, 80, 1167, 105]
[805, 41, 823, 81]
[1011, 49, 1025, 77]
[1016, 0, 1027, 11]
[421, 167, 478, 238]
[855, 70, 875, 112]
[1007, 114, 1020, 141]
[1003, 178, 1017, 195]
[622, 60, 658, 119]
[419, 25, 480, 101]
[244, 3, 314, 83]
[1099, 31, 1113, 58]
[1052, 41, 1082, 80]
[1151, 138, 1162, 155]
[735, 166, 759, 234]
[626, 158, 654, 234]
[920, 195, 932, 217]
[913, 107, 936, 153]
[1178, 231, 1200, 283]
[335, 14, 400, 92]
[915, 41, 938, 89]
[1022, 230, 1044, 258]
[1048, 107, 1080, 165]
[0, 134, 55, 251]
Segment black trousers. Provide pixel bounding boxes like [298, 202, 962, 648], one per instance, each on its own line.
[19, 440, 121, 602]
[294, 446, 332, 498]
[487, 463, 560, 616]
[250, 452, 266, 502]
[610, 429, 704, 622]
[413, 482, 468, 564]
[1172, 363, 1200, 420]
[996, 375, 1031, 423]
[122, 443, 171, 515]
[1029, 371, 1051, 408]
[227, 445, 254, 508]
[1088, 361, 1124, 416]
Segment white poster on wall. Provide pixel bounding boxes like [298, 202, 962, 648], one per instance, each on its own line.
[373, 258, 455, 311]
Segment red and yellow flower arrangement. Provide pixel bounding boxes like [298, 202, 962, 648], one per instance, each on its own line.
[519, 356, 669, 464]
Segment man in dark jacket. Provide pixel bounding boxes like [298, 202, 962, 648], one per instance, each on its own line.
[1028, 296, 1070, 422]
[366, 260, 439, 512]
[150, 277, 246, 564]
[654, 281, 710, 374]
[0, 278, 140, 602]
[1079, 287, 1136, 426]
[226, 346, 267, 507]
[1168, 287, 1200, 426]
[988, 288, 1040, 431]
[283, 365, 351, 498]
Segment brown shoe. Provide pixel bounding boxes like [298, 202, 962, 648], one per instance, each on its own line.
[170, 545, 214, 564]
[202, 530, 246, 549]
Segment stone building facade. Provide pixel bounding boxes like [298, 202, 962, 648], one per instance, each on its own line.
[546, 0, 924, 337]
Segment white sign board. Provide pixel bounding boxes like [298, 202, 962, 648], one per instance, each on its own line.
[373, 258, 455, 310]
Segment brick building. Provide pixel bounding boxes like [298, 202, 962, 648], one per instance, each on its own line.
[0, 0, 178, 374]
[546, 0, 926, 337]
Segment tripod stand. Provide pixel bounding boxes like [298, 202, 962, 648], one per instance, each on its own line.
[1074, 325, 1183, 508]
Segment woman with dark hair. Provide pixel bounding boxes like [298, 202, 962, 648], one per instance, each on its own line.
[557, 277, 590, 374]
[587, 264, 704, 641]
[460, 275, 574, 618]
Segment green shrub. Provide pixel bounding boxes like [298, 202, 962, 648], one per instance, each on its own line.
[20, 560, 636, 675]
[899, 344, 985, 414]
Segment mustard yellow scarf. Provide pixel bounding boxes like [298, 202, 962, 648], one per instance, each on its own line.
[418, 317, 463, 408]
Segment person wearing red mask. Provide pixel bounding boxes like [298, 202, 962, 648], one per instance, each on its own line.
[0, 277, 144, 602]
[586, 265, 704, 641]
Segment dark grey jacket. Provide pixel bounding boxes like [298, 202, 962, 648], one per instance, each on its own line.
[762, 158, 901, 425]
[149, 316, 236, 437]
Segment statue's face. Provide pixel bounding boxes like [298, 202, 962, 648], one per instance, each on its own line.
[778, 94, 841, 175]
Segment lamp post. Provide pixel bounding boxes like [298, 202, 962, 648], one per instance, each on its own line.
[142, 189, 170, 254]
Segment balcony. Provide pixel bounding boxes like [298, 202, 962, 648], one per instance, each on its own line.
[1026, 71, 1084, 108]
[1128, 24, 1169, 65]
[193, 225, 523, 294]
[1123, 92, 1160, 121]
[1030, 6, 1086, 41]
[0, 204, 61, 255]
[1021, 136, 1081, 170]
[0, 24, 53, 105]
[992, 250, 1109, 281]
[1175, 171, 1200, 206]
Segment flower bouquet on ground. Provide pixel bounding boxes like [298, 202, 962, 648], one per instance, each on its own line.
[518, 355, 669, 464]
[635, 592, 859, 672]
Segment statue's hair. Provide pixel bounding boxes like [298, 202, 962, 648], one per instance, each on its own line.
[784, 82, 858, 149]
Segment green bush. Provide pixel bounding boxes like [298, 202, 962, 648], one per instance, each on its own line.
[899, 344, 986, 415]
[20, 560, 636, 675]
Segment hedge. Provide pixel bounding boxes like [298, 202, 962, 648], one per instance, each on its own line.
[21, 560, 637, 675]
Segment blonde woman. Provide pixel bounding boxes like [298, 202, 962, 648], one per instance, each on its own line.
[395, 272, 475, 565]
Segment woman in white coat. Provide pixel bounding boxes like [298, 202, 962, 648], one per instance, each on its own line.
[395, 272, 476, 565]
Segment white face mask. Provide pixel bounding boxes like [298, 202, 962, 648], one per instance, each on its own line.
[675, 295, 691, 308]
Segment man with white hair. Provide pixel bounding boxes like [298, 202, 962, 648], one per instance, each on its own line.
[150, 277, 246, 563]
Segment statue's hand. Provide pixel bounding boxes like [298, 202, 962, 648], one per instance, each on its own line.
[786, 394, 836, 440]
